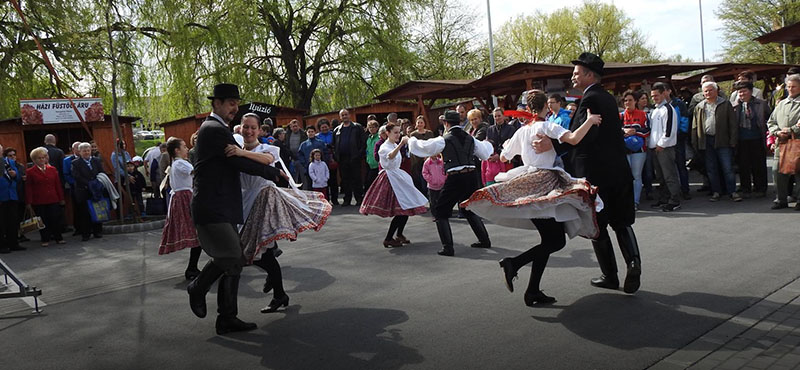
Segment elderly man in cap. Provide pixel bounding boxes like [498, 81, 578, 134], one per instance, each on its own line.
[536, 52, 642, 294]
[408, 110, 494, 256]
[188, 83, 280, 335]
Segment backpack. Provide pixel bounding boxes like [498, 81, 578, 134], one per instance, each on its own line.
[672, 98, 690, 133]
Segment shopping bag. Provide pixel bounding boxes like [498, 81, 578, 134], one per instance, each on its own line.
[88, 198, 112, 223]
[19, 207, 45, 235]
[778, 134, 800, 175]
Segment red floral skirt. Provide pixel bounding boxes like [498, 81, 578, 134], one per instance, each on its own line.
[158, 190, 199, 255]
[360, 172, 427, 218]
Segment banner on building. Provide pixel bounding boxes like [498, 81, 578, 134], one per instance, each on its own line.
[20, 98, 104, 125]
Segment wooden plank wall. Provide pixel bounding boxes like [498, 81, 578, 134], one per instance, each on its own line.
[0, 131, 27, 164]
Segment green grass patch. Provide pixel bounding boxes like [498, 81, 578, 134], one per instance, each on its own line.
[134, 139, 162, 156]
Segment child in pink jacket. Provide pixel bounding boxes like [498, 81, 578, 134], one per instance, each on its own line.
[481, 158, 506, 186]
[422, 154, 446, 211]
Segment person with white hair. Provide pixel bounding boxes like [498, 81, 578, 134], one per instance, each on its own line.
[691, 81, 740, 202]
[71, 142, 105, 240]
[25, 147, 66, 247]
[767, 73, 800, 210]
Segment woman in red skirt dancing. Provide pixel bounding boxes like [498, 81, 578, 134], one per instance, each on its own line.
[158, 137, 202, 280]
[360, 121, 428, 247]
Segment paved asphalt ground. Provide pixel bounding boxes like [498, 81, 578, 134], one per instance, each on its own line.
[0, 189, 798, 370]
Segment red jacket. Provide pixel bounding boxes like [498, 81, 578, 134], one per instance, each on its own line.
[25, 164, 64, 205]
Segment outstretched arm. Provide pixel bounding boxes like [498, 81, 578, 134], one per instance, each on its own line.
[408, 136, 445, 157]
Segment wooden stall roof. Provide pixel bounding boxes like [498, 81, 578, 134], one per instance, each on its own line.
[755, 22, 800, 47]
[672, 63, 800, 87]
[375, 80, 474, 101]
[374, 62, 731, 103]
[159, 113, 208, 127]
[304, 100, 419, 122]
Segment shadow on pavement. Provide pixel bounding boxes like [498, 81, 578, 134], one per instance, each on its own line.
[530, 291, 758, 350]
[239, 266, 337, 298]
[209, 307, 424, 370]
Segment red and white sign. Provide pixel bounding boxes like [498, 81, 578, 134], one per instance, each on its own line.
[19, 98, 104, 125]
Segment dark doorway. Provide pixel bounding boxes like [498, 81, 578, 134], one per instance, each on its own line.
[355, 111, 413, 125]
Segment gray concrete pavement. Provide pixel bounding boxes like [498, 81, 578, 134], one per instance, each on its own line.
[0, 193, 798, 370]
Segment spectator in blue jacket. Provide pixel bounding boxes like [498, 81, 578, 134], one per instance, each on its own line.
[546, 94, 572, 130]
[298, 125, 329, 190]
[0, 144, 24, 253]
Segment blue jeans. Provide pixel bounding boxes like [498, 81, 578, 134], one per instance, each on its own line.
[627, 152, 646, 205]
[704, 135, 736, 195]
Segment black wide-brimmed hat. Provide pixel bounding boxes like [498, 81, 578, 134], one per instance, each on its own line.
[571, 52, 605, 76]
[207, 83, 241, 100]
[443, 110, 461, 124]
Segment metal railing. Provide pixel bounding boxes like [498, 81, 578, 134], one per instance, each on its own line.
[0, 258, 42, 314]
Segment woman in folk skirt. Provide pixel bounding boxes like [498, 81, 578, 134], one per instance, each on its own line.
[360, 122, 428, 248]
[231, 114, 331, 313]
[461, 90, 602, 306]
[158, 137, 202, 280]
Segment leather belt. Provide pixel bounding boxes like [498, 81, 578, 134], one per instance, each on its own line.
[447, 168, 475, 175]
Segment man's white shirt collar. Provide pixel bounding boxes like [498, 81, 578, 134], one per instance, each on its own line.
[210, 112, 227, 126]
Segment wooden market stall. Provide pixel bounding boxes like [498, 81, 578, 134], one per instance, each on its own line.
[0, 113, 138, 225]
[0, 114, 137, 171]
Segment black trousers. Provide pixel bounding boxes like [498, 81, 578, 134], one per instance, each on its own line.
[428, 189, 441, 213]
[195, 223, 244, 275]
[328, 165, 339, 203]
[432, 170, 480, 220]
[0, 201, 19, 249]
[736, 139, 768, 193]
[594, 180, 636, 239]
[339, 157, 363, 204]
[364, 168, 379, 193]
[252, 249, 285, 297]
[509, 218, 566, 293]
[75, 197, 102, 237]
[34, 203, 63, 243]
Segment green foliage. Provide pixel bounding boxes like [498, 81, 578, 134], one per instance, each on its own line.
[134, 139, 161, 157]
[494, 1, 660, 65]
[716, 0, 800, 64]
[0, 0, 687, 124]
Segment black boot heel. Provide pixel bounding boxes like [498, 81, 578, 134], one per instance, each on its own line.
[261, 294, 289, 313]
[524, 291, 556, 306]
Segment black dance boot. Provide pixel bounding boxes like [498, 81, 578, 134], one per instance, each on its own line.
[187, 261, 224, 318]
[465, 212, 491, 248]
[498, 258, 518, 292]
[590, 239, 619, 289]
[215, 274, 257, 335]
[435, 219, 454, 256]
[251, 257, 273, 294]
[615, 226, 642, 294]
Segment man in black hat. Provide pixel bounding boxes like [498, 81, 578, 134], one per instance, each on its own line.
[408, 110, 494, 256]
[537, 52, 642, 294]
[188, 83, 280, 335]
